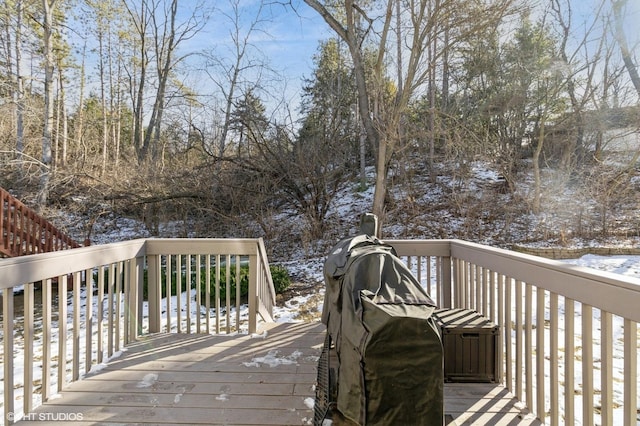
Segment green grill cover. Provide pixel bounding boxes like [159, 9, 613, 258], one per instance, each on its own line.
[322, 235, 444, 425]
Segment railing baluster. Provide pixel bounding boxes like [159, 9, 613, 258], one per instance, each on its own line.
[525, 283, 533, 411]
[215, 254, 221, 334]
[115, 262, 123, 351]
[515, 279, 523, 402]
[206, 255, 211, 332]
[582, 304, 594, 425]
[226, 254, 231, 334]
[497, 273, 505, 383]
[600, 310, 613, 425]
[97, 266, 104, 364]
[235, 255, 241, 330]
[549, 292, 559, 426]
[42, 278, 52, 401]
[565, 297, 575, 425]
[58, 274, 68, 392]
[454, 259, 461, 308]
[488, 270, 496, 323]
[127, 259, 140, 341]
[73, 271, 81, 380]
[196, 255, 202, 333]
[186, 254, 191, 333]
[623, 319, 637, 426]
[85, 268, 93, 373]
[505, 276, 513, 393]
[176, 254, 182, 333]
[166, 255, 172, 332]
[24, 283, 34, 413]
[3, 288, 15, 424]
[122, 262, 129, 345]
[536, 286, 545, 422]
[467, 262, 473, 309]
[108, 264, 115, 357]
[482, 268, 489, 318]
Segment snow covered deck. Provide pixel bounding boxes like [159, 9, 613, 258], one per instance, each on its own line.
[18, 322, 539, 425]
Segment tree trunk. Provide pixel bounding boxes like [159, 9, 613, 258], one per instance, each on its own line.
[15, 0, 24, 167]
[38, 0, 57, 209]
[612, 0, 640, 97]
[304, 0, 383, 218]
[58, 66, 68, 167]
[99, 31, 108, 175]
[532, 119, 544, 214]
[75, 41, 86, 166]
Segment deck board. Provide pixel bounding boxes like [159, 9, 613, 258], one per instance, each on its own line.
[20, 322, 540, 425]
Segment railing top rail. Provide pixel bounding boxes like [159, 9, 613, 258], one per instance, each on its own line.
[0, 239, 147, 289]
[144, 238, 265, 255]
[385, 239, 452, 257]
[0, 238, 275, 292]
[388, 238, 640, 322]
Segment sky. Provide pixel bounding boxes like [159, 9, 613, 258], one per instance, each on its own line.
[179, 0, 332, 118]
[191, 0, 640, 116]
[65, 0, 640, 124]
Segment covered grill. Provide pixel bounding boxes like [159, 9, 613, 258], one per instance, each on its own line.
[314, 215, 444, 425]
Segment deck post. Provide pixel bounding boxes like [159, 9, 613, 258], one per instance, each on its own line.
[147, 253, 161, 333]
[3, 290, 15, 424]
[248, 252, 258, 334]
[133, 257, 145, 336]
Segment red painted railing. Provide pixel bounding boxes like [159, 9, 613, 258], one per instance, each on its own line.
[0, 187, 80, 258]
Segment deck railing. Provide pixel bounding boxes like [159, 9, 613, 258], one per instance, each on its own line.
[2, 237, 638, 425]
[0, 238, 275, 424]
[388, 239, 640, 426]
[0, 187, 80, 258]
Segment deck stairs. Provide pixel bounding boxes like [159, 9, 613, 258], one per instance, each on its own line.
[0, 186, 81, 258]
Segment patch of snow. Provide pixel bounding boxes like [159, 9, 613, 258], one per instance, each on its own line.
[242, 349, 302, 368]
[136, 373, 158, 388]
[303, 397, 315, 409]
[250, 330, 268, 339]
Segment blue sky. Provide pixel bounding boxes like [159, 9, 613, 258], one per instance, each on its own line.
[193, 0, 640, 115]
[180, 0, 331, 117]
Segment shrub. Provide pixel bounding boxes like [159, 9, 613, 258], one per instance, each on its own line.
[199, 264, 291, 305]
[97, 262, 291, 304]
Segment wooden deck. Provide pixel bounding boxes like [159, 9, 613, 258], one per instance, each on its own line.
[20, 322, 540, 425]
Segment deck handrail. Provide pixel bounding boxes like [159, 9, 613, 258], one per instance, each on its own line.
[0, 238, 275, 424]
[0, 187, 80, 258]
[387, 238, 640, 426]
[2, 237, 638, 425]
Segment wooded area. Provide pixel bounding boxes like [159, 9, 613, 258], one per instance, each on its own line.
[0, 0, 638, 255]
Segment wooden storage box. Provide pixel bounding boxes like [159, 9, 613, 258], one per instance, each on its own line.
[434, 308, 499, 383]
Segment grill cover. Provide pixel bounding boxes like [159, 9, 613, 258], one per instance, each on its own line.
[321, 234, 444, 425]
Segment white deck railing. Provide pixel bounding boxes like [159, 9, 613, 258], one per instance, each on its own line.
[0, 238, 275, 424]
[388, 239, 639, 426]
[1, 237, 638, 425]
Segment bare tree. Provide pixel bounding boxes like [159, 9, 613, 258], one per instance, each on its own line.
[303, 0, 516, 230]
[145, 0, 208, 162]
[202, 0, 274, 159]
[611, 0, 640, 97]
